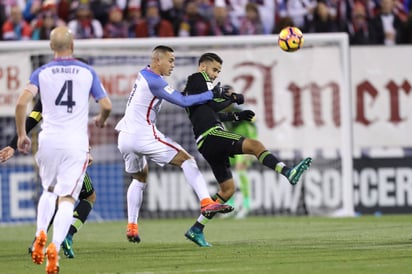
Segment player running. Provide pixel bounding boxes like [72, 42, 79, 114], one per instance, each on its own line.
[0, 60, 97, 260]
[15, 26, 112, 274]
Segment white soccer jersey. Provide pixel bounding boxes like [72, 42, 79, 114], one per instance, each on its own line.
[115, 66, 213, 134]
[27, 58, 108, 151]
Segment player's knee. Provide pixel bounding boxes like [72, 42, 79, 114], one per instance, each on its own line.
[59, 195, 76, 204]
[243, 138, 265, 155]
[133, 171, 147, 182]
[132, 165, 148, 182]
[171, 150, 192, 167]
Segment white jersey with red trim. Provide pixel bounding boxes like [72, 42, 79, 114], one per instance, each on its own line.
[28, 58, 108, 151]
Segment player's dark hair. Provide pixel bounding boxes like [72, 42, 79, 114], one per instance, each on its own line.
[153, 45, 174, 53]
[198, 52, 222, 65]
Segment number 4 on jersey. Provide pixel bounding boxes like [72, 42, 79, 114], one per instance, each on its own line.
[55, 80, 76, 113]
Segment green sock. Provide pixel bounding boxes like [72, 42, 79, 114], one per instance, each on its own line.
[238, 170, 251, 210]
[68, 199, 93, 236]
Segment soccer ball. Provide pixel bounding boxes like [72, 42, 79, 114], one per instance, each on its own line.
[278, 26, 304, 52]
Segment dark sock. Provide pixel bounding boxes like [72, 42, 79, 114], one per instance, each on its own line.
[281, 166, 291, 176]
[258, 150, 281, 170]
[68, 199, 93, 236]
[211, 193, 227, 204]
[258, 150, 291, 176]
[192, 222, 204, 232]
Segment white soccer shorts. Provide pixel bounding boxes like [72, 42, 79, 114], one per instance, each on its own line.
[117, 126, 182, 173]
[35, 147, 88, 199]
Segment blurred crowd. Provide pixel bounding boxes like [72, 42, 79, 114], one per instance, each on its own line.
[1, 0, 412, 45]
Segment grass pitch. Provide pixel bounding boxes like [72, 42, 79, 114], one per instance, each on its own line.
[0, 215, 411, 274]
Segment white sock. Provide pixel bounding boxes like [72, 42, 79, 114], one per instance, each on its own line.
[127, 179, 147, 224]
[52, 201, 74, 252]
[181, 158, 210, 201]
[36, 191, 57, 236]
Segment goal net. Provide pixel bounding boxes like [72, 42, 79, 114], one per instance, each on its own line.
[0, 33, 354, 224]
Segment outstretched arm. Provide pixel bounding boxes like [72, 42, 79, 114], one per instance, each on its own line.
[149, 72, 217, 107]
[152, 85, 214, 107]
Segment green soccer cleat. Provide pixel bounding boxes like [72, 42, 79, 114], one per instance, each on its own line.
[61, 235, 75, 259]
[286, 157, 312, 185]
[185, 228, 212, 247]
